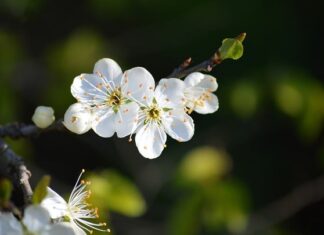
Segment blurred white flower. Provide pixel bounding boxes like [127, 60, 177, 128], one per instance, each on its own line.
[32, 106, 55, 128]
[0, 206, 76, 235]
[41, 170, 110, 235]
[63, 103, 92, 134]
[70, 58, 144, 138]
[184, 72, 219, 114]
[122, 71, 194, 159]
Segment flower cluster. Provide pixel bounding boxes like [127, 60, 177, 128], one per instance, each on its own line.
[63, 58, 219, 159]
[0, 170, 109, 235]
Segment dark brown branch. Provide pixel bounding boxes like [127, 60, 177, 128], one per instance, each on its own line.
[0, 119, 65, 139]
[236, 175, 324, 235]
[167, 52, 222, 79]
[0, 138, 33, 207]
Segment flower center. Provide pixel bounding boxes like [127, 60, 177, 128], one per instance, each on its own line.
[144, 106, 162, 124]
[107, 88, 122, 107]
[149, 107, 160, 119]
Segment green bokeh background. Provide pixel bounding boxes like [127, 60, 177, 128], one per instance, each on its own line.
[0, 0, 323, 234]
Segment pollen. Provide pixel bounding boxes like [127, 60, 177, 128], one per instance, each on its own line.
[71, 116, 78, 123]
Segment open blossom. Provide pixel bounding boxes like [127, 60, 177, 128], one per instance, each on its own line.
[41, 170, 110, 235]
[0, 206, 75, 235]
[121, 68, 194, 159]
[183, 72, 219, 114]
[70, 58, 151, 138]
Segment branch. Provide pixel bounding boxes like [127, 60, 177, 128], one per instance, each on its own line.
[0, 119, 65, 139]
[237, 175, 324, 235]
[167, 52, 221, 79]
[167, 32, 246, 79]
[0, 138, 33, 207]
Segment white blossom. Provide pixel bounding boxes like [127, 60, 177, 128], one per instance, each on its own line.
[0, 206, 76, 235]
[41, 169, 110, 235]
[32, 106, 55, 128]
[63, 103, 92, 134]
[184, 72, 219, 114]
[121, 69, 194, 159]
[70, 58, 145, 138]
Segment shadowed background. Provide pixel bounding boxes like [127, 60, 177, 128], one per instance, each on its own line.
[0, 0, 323, 234]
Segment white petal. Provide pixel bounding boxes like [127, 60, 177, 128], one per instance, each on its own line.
[163, 109, 194, 142]
[196, 74, 218, 92]
[121, 67, 155, 106]
[93, 58, 123, 85]
[0, 213, 23, 235]
[41, 187, 68, 219]
[184, 72, 205, 87]
[115, 102, 140, 138]
[155, 78, 186, 108]
[92, 109, 116, 137]
[71, 74, 108, 104]
[41, 223, 76, 235]
[193, 92, 219, 114]
[63, 103, 92, 134]
[23, 205, 51, 233]
[71, 222, 87, 235]
[135, 123, 166, 159]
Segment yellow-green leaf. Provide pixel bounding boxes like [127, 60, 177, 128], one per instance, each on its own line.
[32, 175, 51, 204]
[218, 33, 245, 60]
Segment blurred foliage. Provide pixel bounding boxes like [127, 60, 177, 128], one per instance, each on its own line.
[229, 81, 261, 118]
[273, 70, 324, 141]
[169, 147, 249, 234]
[88, 170, 146, 217]
[179, 146, 231, 184]
[0, 30, 23, 123]
[0, 178, 12, 207]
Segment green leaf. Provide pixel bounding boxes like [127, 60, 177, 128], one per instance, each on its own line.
[32, 175, 51, 204]
[218, 33, 245, 60]
[89, 170, 146, 217]
[0, 179, 12, 206]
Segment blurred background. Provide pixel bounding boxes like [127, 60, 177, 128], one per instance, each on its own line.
[0, 0, 323, 234]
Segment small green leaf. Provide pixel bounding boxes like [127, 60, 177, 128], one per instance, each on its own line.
[32, 175, 51, 204]
[218, 33, 245, 60]
[0, 179, 12, 206]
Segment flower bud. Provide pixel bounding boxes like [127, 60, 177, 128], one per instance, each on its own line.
[63, 103, 92, 134]
[32, 106, 55, 128]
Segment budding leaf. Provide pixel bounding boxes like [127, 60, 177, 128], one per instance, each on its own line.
[32, 175, 51, 204]
[0, 179, 12, 206]
[218, 34, 245, 60]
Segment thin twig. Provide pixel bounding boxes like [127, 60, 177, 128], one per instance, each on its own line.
[0, 119, 65, 139]
[236, 175, 324, 235]
[0, 138, 33, 206]
[167, 52, 222, 79]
